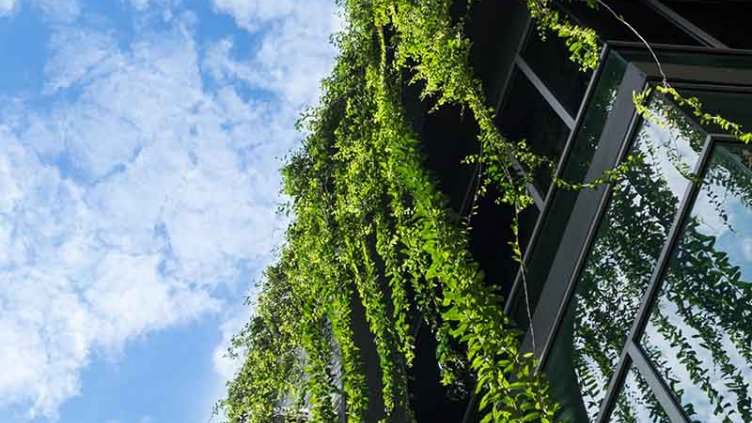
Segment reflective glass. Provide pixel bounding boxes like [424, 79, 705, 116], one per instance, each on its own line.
[641, 143, 752, 423]
[609, 365, 670, 423]
[548, 93, 706, 421]
[496, 67, 570, 192]
[508, 52, 628, 331]
[521, 33, 591, 117]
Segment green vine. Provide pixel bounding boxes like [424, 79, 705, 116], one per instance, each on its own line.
[635, 85, 752, 143]
[526, 0, 600, 71]
[218, 0, 561, 420]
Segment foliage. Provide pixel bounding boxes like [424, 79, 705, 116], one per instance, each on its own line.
[635, 85, 752, 143]
[218, 0, 565, 421]
[218, 0, 752, 422]
[526, 0, 600, 71]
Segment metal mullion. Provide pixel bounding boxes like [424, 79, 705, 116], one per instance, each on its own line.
[514, 55, 577, 130]
[490, 20, 555, 211]
[596, 345, 632, 423]
[504, 43, 609, 316]
[668, 82, 752, 94]
[607, 42, 752, 85]
[629, 343, 689, 423]
[607, 41, 752, 85]
[607, 40, 752, 56]
[494, 16, 533, 115]
[596, 342, 689, 423]
[523, 65, 646, 362]
[639, 0, 728, 49]
[533, 160, 614, 360]
[508, 154, 546, 210]
[621, 135, 715, 347]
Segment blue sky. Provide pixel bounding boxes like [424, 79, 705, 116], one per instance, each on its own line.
[0, 0, 339, 422]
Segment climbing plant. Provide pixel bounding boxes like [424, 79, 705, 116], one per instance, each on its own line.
[217, 0, 752, 422]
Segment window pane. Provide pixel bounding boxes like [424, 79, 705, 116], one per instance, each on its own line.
[508, 52, 628, 331]
[496, 67, 571, 192]
[547, 94, 706, 421]
[521, 33, 591, 117]
[609, 365, 670, 423]
[641, 143, 752, 423]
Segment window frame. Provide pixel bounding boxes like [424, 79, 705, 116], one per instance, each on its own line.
[519, 42, 752, 422]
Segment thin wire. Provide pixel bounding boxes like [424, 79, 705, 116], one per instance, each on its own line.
[596, 0, 668, 85]
[500, 165, 538, 362]
[517, 206, 537, 363]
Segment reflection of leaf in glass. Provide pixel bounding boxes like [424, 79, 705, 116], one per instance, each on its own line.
[562, 93, 752, 422]
[637, 90, 752, 232]
[551, 69, 752, 423]
[565, 96, 701, 420]
[611, 366, 669, 423]
[642, 145, 752, 422]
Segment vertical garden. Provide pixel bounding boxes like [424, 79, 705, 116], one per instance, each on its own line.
[217, 0, 566, 421]
[215, 0, 752, 422]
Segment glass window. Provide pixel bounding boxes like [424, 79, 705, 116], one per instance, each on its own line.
[609, 365, 670, 423]
[496, 68, 570, 192]
[507, 52, 628, 330]
[547, 93, 706, 421]
[520, 33, 592, 117]
[641, 142, 752, 423]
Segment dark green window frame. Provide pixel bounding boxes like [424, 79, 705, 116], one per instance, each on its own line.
[512, 43, 752, 423]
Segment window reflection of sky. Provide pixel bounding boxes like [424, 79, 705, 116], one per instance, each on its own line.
[641, 111, 700, 197]
[551, 85, 752, 422]
[642, 143, 752, 422]
[564, 94, 704, 421]
[714, 182, 752, 282]
[611, 366, 669, 423]
[563, 92, 752, 421]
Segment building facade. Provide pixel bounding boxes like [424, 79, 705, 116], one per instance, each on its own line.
[411, 1, 752, 422]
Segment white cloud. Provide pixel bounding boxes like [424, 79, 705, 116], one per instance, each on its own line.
[202, 0, 341, 389]
[211, 0, 296, 31]
[125, 0, 150, 11]
[742, 238, 752, 261]
[31, 0, 79, 22]
[212, 308, 251, 382]
[44, 28, 120, 94]
[0, 0, 17, 15]
[0, 0, 79, 20]
[0, 0, 339, 417]
[208, 0, 341, 106]
[104, 417, 153, 423]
